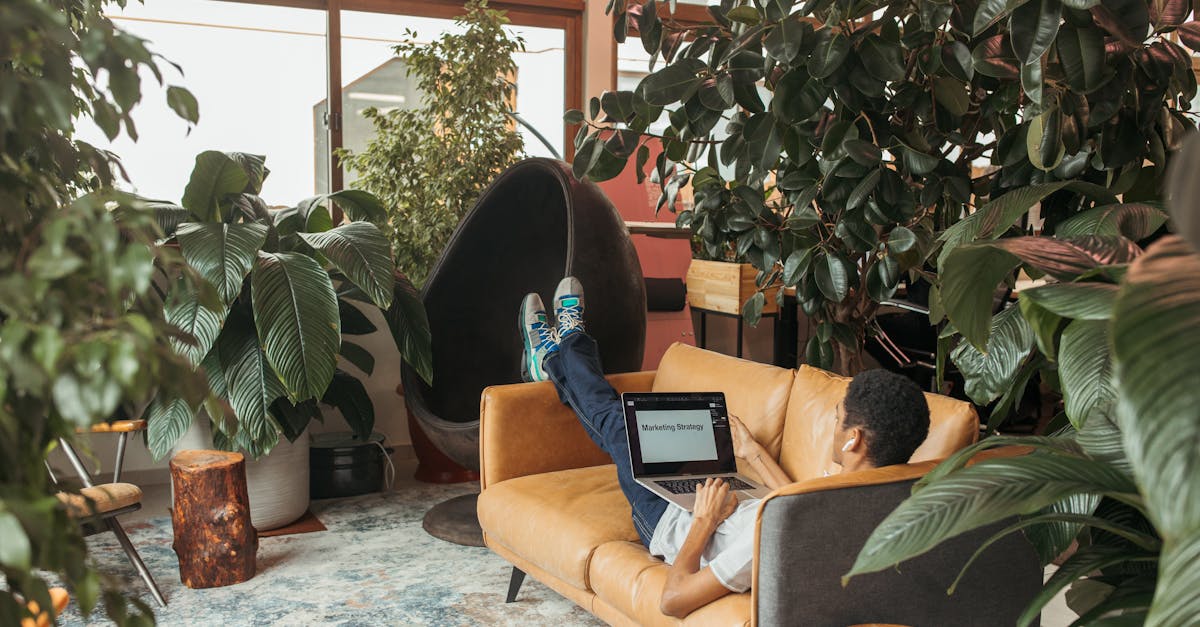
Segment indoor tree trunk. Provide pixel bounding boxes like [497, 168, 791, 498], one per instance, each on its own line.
[170, 450, 257, 588]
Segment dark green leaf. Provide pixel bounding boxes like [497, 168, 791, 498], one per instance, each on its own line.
[165, 86, 199, 124]
[339, 340, 376, 376]
[327, 189, 388, 224]
[860, 36, 906, 82]
[251, 252, 341, 402]
[847, 168, 881, 210]
[1059, 319, 1115, 428]
[951, 306, 1036, 404]
[742, 291, 766, 326]
[972, 35, 1020, 79]
[815, 252, 850, 302]
[1055, 203, 1168, 241]
[725, 5, 761, 24]
[338, 297, 377, 335]
[1019, 283, 1118, 320]
[218, 314, 287, 451]
[808, 31, 850, 78]
[299, 222, 394, 310]
[385, 273, 434, 385]
[164, 280, 226, 367]
[1009, 0, 1062, 64]
[941, 41, 975, 81]
[764, 15, 805, 63]
[1027, 107, 1065, 171]
[887, 226, 917, 253]
[321, 370, 375, 439]
[932, 76, 969, 117]
[640, 58, 707, 105]
[1112, 236, 1200, 539]
[843, 139, 882, 165]
[176, 222, 268, 304]
[1057, 25, 1107, 93]
[145, 396, 194, 460]
[181, 151, 250, 222]
[848, 454, 1139, 581]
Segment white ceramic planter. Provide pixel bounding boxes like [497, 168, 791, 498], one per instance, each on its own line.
[173, 417, 310, 531]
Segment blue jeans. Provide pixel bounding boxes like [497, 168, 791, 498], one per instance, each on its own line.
[544, 332, 668, 547]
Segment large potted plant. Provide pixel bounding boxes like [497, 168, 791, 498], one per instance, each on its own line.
[142, 150, 432, 528]
[847, 132, 1200, 625]
[572, 0, 1196, 373]
[1, 0, 202, 622]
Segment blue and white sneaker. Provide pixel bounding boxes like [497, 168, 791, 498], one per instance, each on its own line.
[554, 276, 586, 341]
[520, 293, 558, 382]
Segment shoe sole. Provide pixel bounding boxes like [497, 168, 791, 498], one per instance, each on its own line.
[518, 300, 542, 383]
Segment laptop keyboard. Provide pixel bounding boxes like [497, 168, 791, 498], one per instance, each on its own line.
[655, 477, 755, 494]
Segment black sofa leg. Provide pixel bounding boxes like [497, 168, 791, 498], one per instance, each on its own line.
[506, 567, 526, 603]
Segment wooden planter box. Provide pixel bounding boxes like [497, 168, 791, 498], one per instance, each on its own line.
[685, 259, 780, 316]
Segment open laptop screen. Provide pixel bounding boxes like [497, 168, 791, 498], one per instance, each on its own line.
[622, 392, 736, 476]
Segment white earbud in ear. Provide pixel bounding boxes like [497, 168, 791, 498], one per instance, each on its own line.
[841, 438, 857, 453]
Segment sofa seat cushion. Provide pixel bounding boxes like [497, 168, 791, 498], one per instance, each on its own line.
[590, 540, 750, 626]
[478, 464, 639, 590]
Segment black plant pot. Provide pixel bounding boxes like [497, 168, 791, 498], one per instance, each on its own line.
[309, 432, 392, 499]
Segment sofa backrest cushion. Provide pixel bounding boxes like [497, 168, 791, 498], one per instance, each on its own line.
[778, 366, 979, 481]
[652, 343, 794, 482]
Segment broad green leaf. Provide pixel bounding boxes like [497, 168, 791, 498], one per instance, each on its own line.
[1027, 107, 1065, 171]
[1147, 532, 1200, 626]
[847, 453, 1139, 581]
[1019, 283, 1118, 320]
[742, 291, 766, 326]
[763, 14, 804, 63]
[227, 153, 267, 194]
[251, 252, 341, 402]
[640, 58, 707, 105]
[321, 371, 375, 439]
[176, 222, 268, 304]
[1112, 236, 1200, 539]
[166, 85, 199, 124]
[1009, 0, 1062, 65]
[933, 76, 969, 117]
[384, 273, 433, 385]
[887, 226, 917, 253]
[1057, 25, 1106, 93]
[327, 189, 388, 224]
[1024, 493, 1102, 565]
[1055, 203, 1168, 240]
[940, 245, 1022, 349]
[145, 395, 194, 460]
[297, 196, 334, 233]
[1018, 544, 1157, 627]
[0, 511, 30, 569]
[299, 222, 394, 309]
[218, 315, 287, 452]
[972, 34, 1021, 78]
[860, 36, 905, 82]
[270, 397, 319, 443]
[974, 0, 1014, 34]
[942, 41, 975, 81]
[1059, 319, 1115, 428]
[808, 31, 850, 78]
[339, 339, 376, 376]
[338, 297, 377, 335]
[938, 181, 1117, 268]
[847, 168, 880, 210]
[181, 151, 249, 222]
[1021, 59, 1044, 105]
[814, 252, 849, 302]
[164, 280, 226, 367]
[1165, 132, 1200, 250]
[951, 306, 1035, 404]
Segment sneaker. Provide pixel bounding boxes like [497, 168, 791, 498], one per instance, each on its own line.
[554, 276, 586, 341]
[520, 293, 558, 382]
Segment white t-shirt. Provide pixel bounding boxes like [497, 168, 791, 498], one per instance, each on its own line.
[647, 498, 760, 592]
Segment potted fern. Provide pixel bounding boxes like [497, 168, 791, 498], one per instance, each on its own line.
[143, 150, 432, 528]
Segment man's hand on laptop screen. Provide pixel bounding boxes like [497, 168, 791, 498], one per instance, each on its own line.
[693, 478, 738, 525]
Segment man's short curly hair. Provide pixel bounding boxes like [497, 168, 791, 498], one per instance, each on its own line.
[842, 369, 930, 467]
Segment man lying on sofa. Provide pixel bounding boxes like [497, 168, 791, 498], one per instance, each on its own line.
[519, 276, 931, 618]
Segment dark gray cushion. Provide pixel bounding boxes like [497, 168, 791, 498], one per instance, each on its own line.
[756, 479, 1043, 627]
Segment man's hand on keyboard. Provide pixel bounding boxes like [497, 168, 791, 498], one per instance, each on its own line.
[693, 478, 739, 526]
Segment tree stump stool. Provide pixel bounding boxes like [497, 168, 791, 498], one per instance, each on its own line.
[170, 450, 258, 588]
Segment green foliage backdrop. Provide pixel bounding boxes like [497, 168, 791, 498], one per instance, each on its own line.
[340, 0, 525, 286]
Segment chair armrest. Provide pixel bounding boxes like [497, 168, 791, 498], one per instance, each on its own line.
[479, 370, 656, 489]
[81, 419, 146, 433]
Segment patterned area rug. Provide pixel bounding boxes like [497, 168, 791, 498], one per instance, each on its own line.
[58, 482, 603, 626]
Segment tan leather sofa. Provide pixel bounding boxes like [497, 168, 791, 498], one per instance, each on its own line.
[477, 344, 1038, 625]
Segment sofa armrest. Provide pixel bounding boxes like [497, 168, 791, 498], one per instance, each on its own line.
[479, 371, 656, 489]
[750, 453, 1041, 627]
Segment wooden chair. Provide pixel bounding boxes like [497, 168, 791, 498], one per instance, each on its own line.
[48, 419, 167, 607]
[20, 587, 69, 627]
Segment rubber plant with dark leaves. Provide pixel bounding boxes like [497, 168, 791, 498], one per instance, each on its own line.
[141, 151, 433, 460]
[845, 133, 1200, 625]
[1, 0, 202, 624]
[573, 0, 1198, 374]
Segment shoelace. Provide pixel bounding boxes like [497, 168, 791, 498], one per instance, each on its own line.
[531, 320, 557, 351]
[555, 297, 585, 339]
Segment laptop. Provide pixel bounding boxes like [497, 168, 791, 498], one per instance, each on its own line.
[622, 391, 770, 511]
